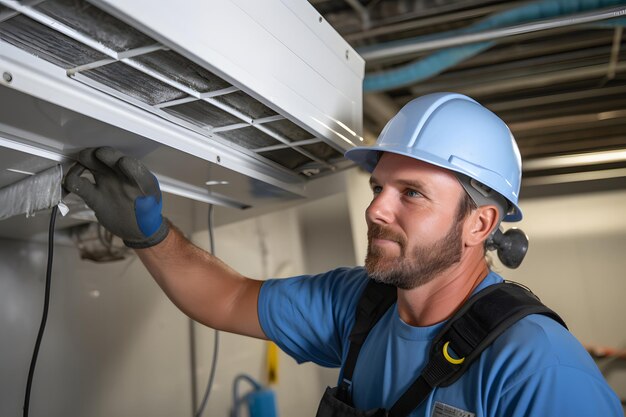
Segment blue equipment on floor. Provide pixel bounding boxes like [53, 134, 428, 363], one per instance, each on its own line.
[230, 374, 278, 417]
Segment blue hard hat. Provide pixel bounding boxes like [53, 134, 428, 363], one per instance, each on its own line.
[345, 92, 523, 222]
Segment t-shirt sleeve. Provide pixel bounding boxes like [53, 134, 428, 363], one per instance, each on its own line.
[258, 267, 369, 367]
[491, 316, 623, 416]
[495, 365, 623, 417]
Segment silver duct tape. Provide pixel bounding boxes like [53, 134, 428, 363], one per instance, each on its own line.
[0, 165, 63, 221]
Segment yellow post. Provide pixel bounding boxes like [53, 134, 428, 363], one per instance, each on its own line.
[266, 341, 279, 386]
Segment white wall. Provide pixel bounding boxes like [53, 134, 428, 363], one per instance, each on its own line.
[297, 193, 357, 273]
[493, 190, 626, 404]
[0, 193, 199, 417]
[0, 189, 352, 417]
[0, 236, 195, 417]
[189, 193, 357, 417]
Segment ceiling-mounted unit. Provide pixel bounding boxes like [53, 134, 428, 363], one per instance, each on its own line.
[0, 0, 364, 229]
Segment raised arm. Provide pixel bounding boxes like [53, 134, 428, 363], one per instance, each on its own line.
[64, 147, 266, 339]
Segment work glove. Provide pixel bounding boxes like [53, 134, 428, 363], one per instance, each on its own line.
[64, 147, 169, 249]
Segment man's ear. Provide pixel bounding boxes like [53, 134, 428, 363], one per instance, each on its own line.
[464, 205, 499, 247]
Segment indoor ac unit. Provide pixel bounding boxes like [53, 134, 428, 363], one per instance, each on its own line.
[0, 0, 364, 236]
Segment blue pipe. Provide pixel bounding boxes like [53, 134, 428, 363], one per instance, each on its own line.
[362, 0, 626, 92]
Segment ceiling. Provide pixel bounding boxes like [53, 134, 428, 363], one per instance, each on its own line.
[310, 0, 626, 198]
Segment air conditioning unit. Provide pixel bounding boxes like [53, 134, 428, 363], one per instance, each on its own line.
[0, 0, 364, 234]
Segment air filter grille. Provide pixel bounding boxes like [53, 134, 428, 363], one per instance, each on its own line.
[0, 0, 344, 177]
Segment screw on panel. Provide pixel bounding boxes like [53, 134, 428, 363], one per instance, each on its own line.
[345, 50, 349, 60]
[319, 16, 322, 23]
[216, 156, 221, 163]
[3, 72, 12, 83]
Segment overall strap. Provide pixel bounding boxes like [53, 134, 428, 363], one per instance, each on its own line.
[388, 282, 567, 417]
[338, 280, 397, 403]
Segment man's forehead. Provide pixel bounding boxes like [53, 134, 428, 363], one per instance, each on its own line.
[373, 152, 457, 178]
[370, 152, 465, 196]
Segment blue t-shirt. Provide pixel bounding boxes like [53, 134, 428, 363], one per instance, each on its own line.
[258, 267, 623, 417]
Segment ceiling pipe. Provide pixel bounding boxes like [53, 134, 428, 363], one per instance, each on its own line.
[363, 93, 400, 127]
[344, 0, 371, 30]
[523, 149, 626, 171]
[409, 61, 626, 97]
[344, 3, 506, 43]
[361, 4, 626, 61]
[606, 26, 623, 80]
[361, 0, 626, 92]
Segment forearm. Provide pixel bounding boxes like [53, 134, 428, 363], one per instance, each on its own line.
[135, 224, 267, 339]
[63, 148, 265, 337]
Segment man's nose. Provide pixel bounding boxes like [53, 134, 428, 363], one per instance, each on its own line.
[366, 193, 394, 225]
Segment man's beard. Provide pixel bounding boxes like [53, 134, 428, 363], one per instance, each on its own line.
[364, 219, 464, 290]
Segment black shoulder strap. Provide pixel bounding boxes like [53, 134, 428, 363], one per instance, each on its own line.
[340, 280, 567, 416]
[388, 282, 567, 417]
[338, 280, 396, 403]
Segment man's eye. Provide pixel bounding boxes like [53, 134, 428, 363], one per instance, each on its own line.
[405, 189, 421, 198]
[372, 185, 382, 194]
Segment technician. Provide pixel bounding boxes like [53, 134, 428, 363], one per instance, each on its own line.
[64, 93, 623, 416]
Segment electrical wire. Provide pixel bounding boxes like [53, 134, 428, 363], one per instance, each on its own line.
[194, 204, 220, 417]
[23, 205, 58, 417]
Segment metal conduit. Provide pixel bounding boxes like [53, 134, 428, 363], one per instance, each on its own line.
[361, 5, 626, 61]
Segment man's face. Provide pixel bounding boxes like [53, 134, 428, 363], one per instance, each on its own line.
[365, 153, 468, 289]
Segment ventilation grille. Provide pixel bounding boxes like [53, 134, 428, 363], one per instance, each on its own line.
[0, 0, 344, 178]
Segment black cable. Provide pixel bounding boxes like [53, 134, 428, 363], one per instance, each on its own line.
[207, 204, 215, 258]
[194, 204, 220, 417]
[23, 205, 58, 417]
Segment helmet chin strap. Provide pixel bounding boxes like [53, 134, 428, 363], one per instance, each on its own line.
[455, 173, 508, 229]
[455, 173, 528, 269]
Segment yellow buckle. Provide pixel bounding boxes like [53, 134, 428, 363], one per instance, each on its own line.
[443, 341, 465, 365]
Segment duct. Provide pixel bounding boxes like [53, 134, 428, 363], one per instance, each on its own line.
[0, 164, 63, 221]
[360, 0, 626, 92]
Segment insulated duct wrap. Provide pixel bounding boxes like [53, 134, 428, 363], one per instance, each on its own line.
[0, 165, 63, 220]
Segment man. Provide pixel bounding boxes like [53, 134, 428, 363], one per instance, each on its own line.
[64, 93, 623, 416]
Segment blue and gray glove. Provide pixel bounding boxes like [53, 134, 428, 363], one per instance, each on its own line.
[64, 147, 169, 249]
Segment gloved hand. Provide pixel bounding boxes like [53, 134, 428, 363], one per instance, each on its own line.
[64, 147, 169, 249]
